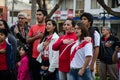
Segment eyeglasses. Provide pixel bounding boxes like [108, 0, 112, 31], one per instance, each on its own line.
[18, 17, 25, 20]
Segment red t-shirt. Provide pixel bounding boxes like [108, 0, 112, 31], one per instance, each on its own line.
[28, 24, 45, 58]
[0, 41, 8, 70]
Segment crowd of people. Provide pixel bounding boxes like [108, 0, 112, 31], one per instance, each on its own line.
[0, 8, 119, 80]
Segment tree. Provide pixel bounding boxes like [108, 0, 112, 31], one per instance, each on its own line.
[30, 0, 37, 25]
[97, 0, 120, 17]
[36, 0, 64, 18]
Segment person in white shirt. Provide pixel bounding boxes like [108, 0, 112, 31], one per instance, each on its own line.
[70, 21, 93, 80]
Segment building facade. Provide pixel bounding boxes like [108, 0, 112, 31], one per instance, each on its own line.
[52, 0, 120, 39]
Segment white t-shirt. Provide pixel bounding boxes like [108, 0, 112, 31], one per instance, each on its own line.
[94, 31, 100, 47]
[70, 40, 93, 68]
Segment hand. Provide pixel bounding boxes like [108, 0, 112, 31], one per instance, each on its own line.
[63, 39, 73, 44]
[115, 46, 120, 52]
[35, 31, 44, 39]
[90, 64, 94, 72]
[43, 41, 50, 47]
[17, 62, 21, 66]
[78, 68, 85, 76]
[14, 27, 19, 34]
[0, 49, 6, 53]
[84, 37, 91, 42]
[105, 41, 113, 47]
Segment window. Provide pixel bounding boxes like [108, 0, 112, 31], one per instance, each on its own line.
[108, 0, 117, 8]
[61, 0, 73, 10]
[91, 0, 100, 9]
[10, 11, 19, 17]
[76, 0, 84, 10]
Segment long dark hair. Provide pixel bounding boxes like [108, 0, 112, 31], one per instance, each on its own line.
[0, 19, 11, 33]
[40, 19, 58, 43]
[76, 21, 88, 41]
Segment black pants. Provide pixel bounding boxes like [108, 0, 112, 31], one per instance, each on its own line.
[0, 70, 11, 80]
[29, 57, 41, 80]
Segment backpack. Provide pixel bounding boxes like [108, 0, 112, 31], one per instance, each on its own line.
[88, 26, 100, 45]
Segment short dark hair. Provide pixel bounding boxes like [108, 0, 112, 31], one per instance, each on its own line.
[37, 8, 48, 16]
[0, 19, 10, 33]
[0, 29, 8, 36]
[80, 12, 93, 26]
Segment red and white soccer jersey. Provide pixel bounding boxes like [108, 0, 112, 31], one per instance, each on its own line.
[70, 40, 93, 68]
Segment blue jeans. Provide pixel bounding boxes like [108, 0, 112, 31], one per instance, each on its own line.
[70, 68, 91, 80]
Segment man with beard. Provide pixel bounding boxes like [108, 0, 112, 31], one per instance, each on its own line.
[27, 9, 47, 80]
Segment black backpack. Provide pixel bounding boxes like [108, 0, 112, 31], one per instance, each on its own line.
[88, 27, 101, 59]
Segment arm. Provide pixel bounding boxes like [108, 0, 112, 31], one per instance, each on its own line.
[78, 56, 92, 76]
[27, 27, 44, 43]
[78, 42, 93, 76]
[48, 50, 59, 72]
[20, 57, 29, 80]
[27, 32, 43, 43]
[0, 49, 6, 53]
[112, 46, 120, 63]
[52, 37, 63, 50]
[90, 31, 100, 71]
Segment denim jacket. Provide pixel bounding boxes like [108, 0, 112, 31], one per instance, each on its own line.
[6, 42, 16, 70]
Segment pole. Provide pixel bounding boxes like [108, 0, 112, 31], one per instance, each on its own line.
[103, 11, 105, 26]
[11, 0, 14, 23]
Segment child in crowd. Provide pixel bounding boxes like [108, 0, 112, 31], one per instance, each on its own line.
[0, 29, 15, 80]
[17, 45, 31, 80]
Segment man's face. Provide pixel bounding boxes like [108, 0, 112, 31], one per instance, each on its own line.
[36, 11, 45, 24]
[81, 16, 91, 28]
[18, 15, 26, 25]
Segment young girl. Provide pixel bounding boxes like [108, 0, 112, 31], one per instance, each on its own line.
[17, 45, 31, 80]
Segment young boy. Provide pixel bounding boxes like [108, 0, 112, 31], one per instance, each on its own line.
[0, 29, 15, 80]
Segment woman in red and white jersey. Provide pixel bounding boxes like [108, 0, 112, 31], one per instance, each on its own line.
[70, 21, 93, 80]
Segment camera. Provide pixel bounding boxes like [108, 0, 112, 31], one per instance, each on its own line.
[116, 41, 120, 47]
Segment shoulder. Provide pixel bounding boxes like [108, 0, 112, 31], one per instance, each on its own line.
[52, 33, 59, 39]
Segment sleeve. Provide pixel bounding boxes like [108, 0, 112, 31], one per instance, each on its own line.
[20, 57, 29, 80]
[85, 42, 93, 57]
[48, 50, 59, 72]
[94, 31, 100, 47]
[52, 36, 63, 51]
[37, 42, 44, 52]
[8, 34, 17, 63]
[49, 38, 59, 72]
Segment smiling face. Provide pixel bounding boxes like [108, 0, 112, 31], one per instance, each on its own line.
[46, 21, 55, 34]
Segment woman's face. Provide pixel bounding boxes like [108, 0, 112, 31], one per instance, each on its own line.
[46, 21, 55, 34]
[74, 25, 82, 37]
[0, 21, 5, 29]
[63, 20, 73, 33]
